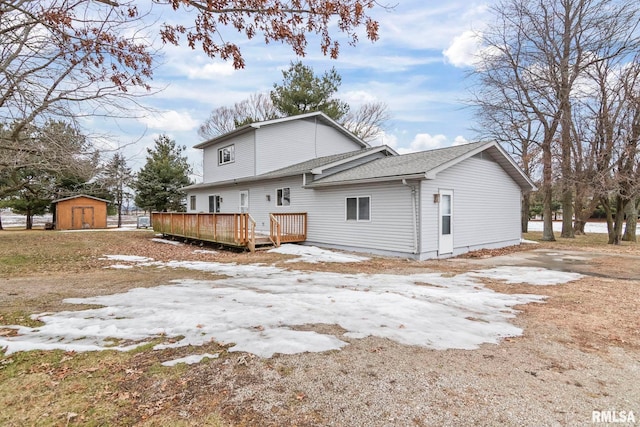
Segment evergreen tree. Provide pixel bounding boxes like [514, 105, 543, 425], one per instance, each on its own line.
[0, 120, 98, 229]
[3, 168, 55, 229]
[102, 153, 135, 227]
[134, 135, 192, 212]
[270, 61, 350, 121]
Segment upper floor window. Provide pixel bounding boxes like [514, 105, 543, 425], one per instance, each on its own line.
[276, 187, 290, 206]
[346, 196, 370, 221]
[218, 144, 235, 165]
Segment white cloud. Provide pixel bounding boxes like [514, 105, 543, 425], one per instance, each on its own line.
[342, 90, 379, 105]
[398, 133, 448, 153]
[138, 110, 199, 132]
[367, 130, 399, 148]
[453, 135, 469, 146]
[183, 62, 236, 79]
[443, 30, 482, 68]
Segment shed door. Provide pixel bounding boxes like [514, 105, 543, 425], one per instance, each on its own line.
[438, 190, 453, 255]
[72, 207, 94, 229]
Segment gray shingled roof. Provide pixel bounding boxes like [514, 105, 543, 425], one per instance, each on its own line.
[257, 146, 385, 179]
[310, 141, 491, 185]
[182, 147, 384, 190]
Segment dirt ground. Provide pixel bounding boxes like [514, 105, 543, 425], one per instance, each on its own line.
[0, 230, 639, 426]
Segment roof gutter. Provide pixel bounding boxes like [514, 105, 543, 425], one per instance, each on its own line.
[304, 173, 430, 188]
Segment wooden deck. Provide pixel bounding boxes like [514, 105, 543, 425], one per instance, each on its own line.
[152, 212, 307, 252]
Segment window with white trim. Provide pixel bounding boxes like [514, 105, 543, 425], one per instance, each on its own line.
[346, 196, 370, 221]
[208, 195, 221, 213]
[218, 144, 234, 165]
[189, 195, 196, 211]
[276, 187, 290, 206]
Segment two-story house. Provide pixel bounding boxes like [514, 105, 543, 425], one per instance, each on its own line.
[178, 111, 535, 260]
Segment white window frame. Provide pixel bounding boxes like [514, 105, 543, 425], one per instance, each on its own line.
[345, 196, 371, 222]
[218, 144, 235, 165]
[276, 187, 291, 206]
[189, 195, 196, 211]
[208, 194, 221, 213]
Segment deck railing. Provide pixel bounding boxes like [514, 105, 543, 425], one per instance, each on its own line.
[152, 212, 255, 248]
[152, 212, 306, 250]
[270, 212, 307, 246]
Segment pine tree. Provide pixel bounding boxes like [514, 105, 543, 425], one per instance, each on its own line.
[270, 61, 350, 121]
[102, 153, 134, 227]
[134, 135, 192, 212]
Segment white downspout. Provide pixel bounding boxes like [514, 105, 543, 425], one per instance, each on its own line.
[403, 179, 419, 255]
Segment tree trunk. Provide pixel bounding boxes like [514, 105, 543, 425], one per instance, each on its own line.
[573, 190, 601, 236]
[541, 142, 555, 241]
[622, 199, 638, 242]
[521, 193, 530, 233]
[26, 211, 33, 230]
[602, 197, 614, 243]
[560, 179, 574, 237]
[573, 191, 586, 235]
[608, 196, 627, 245]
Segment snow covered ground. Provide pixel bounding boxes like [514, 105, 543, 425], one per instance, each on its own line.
[0, 246, 583, 360]
[528, 220, 638, 234]
[0, 211, 140, 228]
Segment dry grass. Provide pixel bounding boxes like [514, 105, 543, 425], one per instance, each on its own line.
[1, 229, 639, 426]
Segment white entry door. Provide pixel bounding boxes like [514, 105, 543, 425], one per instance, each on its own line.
[438, 190, 453, 255]
[239, 190, 249, 213]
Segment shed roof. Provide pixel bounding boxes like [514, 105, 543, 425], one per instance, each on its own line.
[52, 194, 111, 204]
[307, 141, 536, 191]
[192, 111, 370, 150]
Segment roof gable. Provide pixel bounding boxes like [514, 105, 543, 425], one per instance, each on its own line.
[193, 112, 369, 150]
[308, 141, 536, 191]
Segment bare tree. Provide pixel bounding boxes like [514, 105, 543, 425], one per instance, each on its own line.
[342, 101, 391, 142]
[0, 0, 155, 179]
[157, 0, 382, 68]
[198, 93, 280, 138]
[1, 0, 385, 222]
[473, 0, 640, 241]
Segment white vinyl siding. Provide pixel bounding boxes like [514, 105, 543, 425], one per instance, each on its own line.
[304, 182, 415, 254]
[255, 118, 364, 175]
[202, 132, 255, 183]
[420, 156, 521, 257]
[187, 178, 415, 255]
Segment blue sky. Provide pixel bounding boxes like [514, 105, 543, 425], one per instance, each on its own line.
[88, 1, 493, 179]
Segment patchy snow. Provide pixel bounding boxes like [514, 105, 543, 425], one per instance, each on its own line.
[161, 353, 219, 367]
[105, 264, 134, 270]
[99, 255, 153, 263]
[268, 244, 369, 263]
[151, 238, 183, 246]
[527, 220, 639, 235]
[467, 266, 582, 285]
[192, 249, 218, 255]
[0, 257, 583, 358]
[520, 238, 539, 244]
